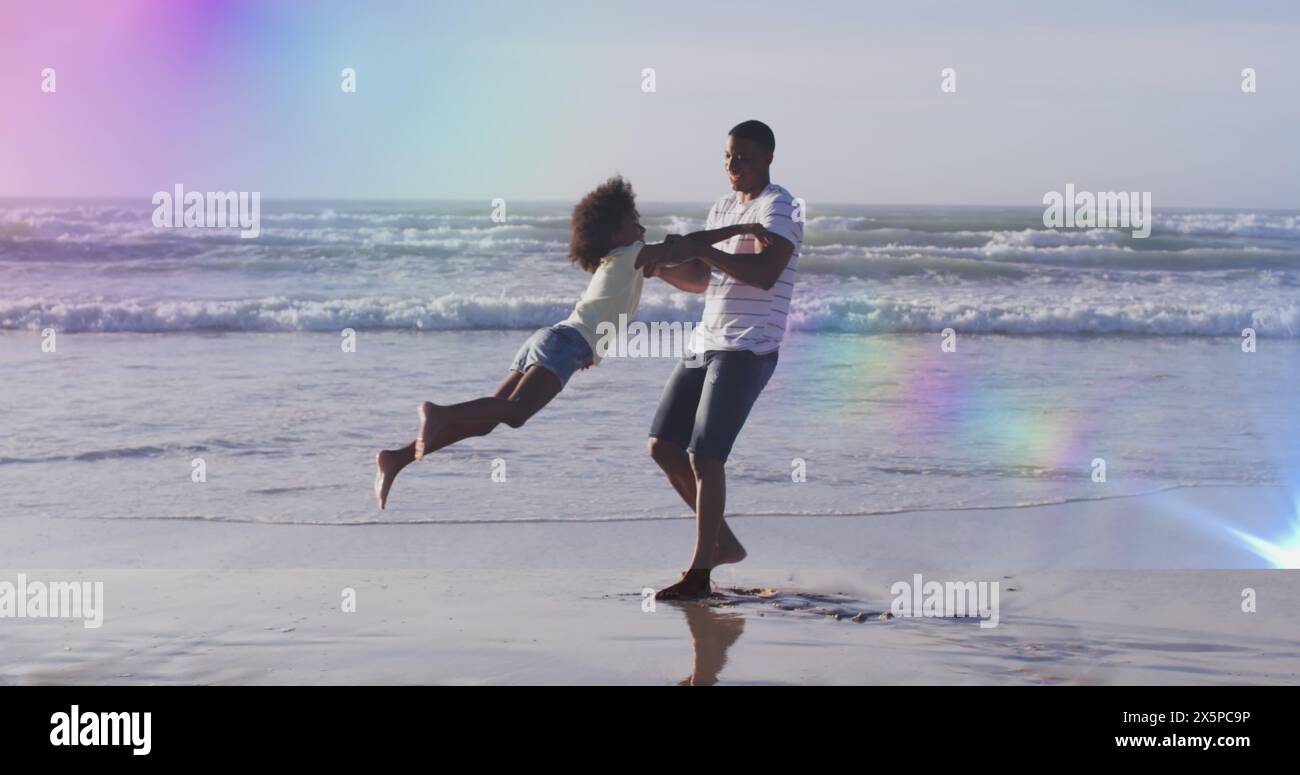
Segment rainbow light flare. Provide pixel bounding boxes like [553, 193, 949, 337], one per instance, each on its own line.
[797, 333, 1095, 481]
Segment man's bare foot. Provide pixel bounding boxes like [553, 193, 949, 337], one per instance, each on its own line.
[656, 568, 713, 600]
[414, 401, 442, 460]
[713, 533, 747, 566]
[374, 448, 410, 509]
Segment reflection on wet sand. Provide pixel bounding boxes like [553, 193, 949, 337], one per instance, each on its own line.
[667, 602, 746, 686]
[665, 587, 887, 685]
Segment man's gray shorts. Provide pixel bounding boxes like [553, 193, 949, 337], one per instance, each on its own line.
[648, 349, 778, 462]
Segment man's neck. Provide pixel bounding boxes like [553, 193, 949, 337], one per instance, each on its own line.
[736, 177, 770, 204]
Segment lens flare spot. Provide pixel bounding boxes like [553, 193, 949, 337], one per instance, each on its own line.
[1228, 501, 1300, 569]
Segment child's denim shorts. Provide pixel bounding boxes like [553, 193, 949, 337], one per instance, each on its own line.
[509, 324, 593, 388]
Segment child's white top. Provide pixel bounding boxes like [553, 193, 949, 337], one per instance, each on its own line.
[562, 241, 645, 365]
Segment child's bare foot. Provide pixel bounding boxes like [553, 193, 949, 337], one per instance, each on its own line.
[374, 448, 411, 509]
[656, 568, 713, 600]
[714, 533, 747, 566]
[414, 401, 442, 460]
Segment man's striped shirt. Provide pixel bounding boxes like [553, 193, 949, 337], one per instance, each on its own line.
[690, 183, 803, 355]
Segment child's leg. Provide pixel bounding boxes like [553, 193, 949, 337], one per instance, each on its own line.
[411, 370, 523, 457]
[416, 365, 562, 458]
[375, 370, 523, 509]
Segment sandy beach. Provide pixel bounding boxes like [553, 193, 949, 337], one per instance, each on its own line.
[4, 0, 1300, 710]
[4, 484, 1296, 685]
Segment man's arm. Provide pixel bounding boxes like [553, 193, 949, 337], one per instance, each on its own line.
[681, 224, 747, 246]
[672, 231, 795, 291]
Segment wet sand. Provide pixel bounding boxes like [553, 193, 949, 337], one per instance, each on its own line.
[3, 485, 1297, 685]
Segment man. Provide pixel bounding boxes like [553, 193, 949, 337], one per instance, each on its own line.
[638, 120, 803, 599]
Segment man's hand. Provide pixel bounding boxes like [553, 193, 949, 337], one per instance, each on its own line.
[634, 244, 657, 274]
[735, 222, 776, 249]
[637, 235, 691, 277]
[665, 234, 695, 263]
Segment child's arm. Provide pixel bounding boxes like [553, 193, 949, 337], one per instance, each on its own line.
[635, 239, 709, 293]
[651, 259, 710, 293]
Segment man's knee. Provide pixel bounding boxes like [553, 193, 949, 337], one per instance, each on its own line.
[690, 454, 725, 480]
[648, 436, 685, 466]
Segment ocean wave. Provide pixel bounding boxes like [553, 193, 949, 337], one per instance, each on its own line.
[1159, 212, 1300, 239]
[804, 212, 1300, 240]
[790, 297, 1300, 337]
[0, 438, 280, 465]
[801, 242, 1300, 273]
[0, 205, 692, 243]
[8, 231, 1296, 276]
[0, 294, 699, 333]
[3, 293, 1296, 336]
[7, 204, 1299, 270]
[259, 211, 572, 226]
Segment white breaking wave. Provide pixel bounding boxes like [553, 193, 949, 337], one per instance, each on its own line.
[3, 293, 1296, 336]
[804, 212, 1300, 240]
[1158, 212, 1300, 239]
[790, 297, 1300, 337]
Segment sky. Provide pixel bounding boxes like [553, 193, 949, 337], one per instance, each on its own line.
[2, 0, 1299, 208]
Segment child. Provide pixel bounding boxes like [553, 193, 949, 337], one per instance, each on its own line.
[375, 176, 683, 509]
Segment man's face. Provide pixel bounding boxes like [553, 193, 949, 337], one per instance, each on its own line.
[724, 135, 772, 192]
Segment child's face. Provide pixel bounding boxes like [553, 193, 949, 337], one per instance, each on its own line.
[617, 211, 646, 245]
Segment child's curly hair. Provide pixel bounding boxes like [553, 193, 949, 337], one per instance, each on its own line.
[569, 176, 637, 272]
